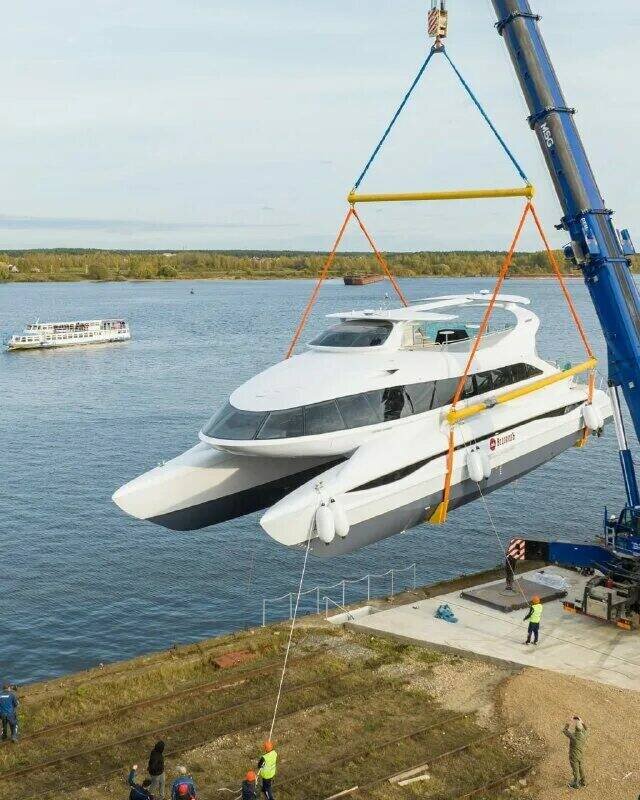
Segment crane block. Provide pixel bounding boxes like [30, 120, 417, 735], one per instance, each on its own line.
[428, 1, 448, 39]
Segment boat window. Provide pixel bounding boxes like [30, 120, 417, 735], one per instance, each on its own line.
[366, 386, 412, 421]
[202, 403, 267, 440]
[337, 393, 380, 428]
[256, 408, 304, 440]
[474, 371, 493, 396]
[202, 363, 544, 441]
[310, 321, 393, 348]
[431, 378, 459, 408]
[460, 376, 476, 401]
[304, 401, 346, 435]
[405, 381, 435, 414]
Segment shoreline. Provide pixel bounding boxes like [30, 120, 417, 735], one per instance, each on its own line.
[1, 273, 586, 285]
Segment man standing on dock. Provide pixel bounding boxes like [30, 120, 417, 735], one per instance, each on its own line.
[258, 741, 277, 800]
[0, 683, 19, 743]
[563, 716, 587, 789]
[505, 554, 517, 592]
[523, 596, 543, 645]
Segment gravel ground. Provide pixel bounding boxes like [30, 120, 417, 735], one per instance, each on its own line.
[500, 667, 640, 800]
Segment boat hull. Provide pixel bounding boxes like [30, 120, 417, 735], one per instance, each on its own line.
[306, 426, 584, 556]
[112, 443, 341, 531]
[260, 390, 612, 555]
[7, 333, 130, 351]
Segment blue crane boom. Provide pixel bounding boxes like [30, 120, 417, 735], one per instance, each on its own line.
[492, 0, 640, 517]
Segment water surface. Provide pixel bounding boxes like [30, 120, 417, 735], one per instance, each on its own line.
[0, 277, 625, 683]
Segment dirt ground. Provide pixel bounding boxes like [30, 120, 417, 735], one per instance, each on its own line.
[500, 668, 640, 800]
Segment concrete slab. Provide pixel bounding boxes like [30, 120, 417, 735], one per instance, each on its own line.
[460, 578, 565, 612]
[350, 567, 640, 691]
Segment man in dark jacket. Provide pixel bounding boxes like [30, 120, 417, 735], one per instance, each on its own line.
[242, 771, 258, 800]
[0, 684, 19, 743]
[128, 765, 156, 800]
[148, 741, 166, 799]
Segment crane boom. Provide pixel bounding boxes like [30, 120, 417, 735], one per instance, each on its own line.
[492, 0, 640, 510]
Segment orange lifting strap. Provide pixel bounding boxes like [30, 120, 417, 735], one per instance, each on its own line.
[428, 200, 597, 525]
[285, 207, 408, 359]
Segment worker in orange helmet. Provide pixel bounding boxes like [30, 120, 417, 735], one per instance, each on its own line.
[523, 595, 543, 645]
[257, 741, 278, 800]
[242, 771, 258, 800]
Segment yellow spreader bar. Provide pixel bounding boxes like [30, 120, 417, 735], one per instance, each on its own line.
[447, 358, 598, 426]
[347, 185, 534, 204]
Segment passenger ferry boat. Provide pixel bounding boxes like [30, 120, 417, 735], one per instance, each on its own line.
[113, 292, 612, 556]
[6, 319, 130, 351]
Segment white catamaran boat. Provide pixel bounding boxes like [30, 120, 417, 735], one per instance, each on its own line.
[6, 319, 130, 351]
[113, 292, 611, 555]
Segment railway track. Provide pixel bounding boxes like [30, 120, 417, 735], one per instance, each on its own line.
[0, 667, 369, 783]
[9, 649, 326, 744]
[23, 680, 396, 800]
[451, 764, 533, 799]
[320, 728, 514, 800]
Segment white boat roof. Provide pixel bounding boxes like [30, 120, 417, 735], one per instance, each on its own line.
[227, 293, 540, 412]
[327, 293, 530, 323]
[327, 308, 457, 322]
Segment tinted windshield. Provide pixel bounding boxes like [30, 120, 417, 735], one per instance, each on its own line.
[310, 321, 393, 348]
[202, 403, 266, 440]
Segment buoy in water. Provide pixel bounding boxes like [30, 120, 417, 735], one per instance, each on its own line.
[316, 504, 335, 544]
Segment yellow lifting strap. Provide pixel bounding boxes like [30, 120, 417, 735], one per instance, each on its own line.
[348, 185, 534, 205]
[447, 358, 598, 425]
[427, 200, 598, 526]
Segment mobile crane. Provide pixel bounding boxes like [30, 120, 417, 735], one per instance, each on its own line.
[491, 1, 640, 627]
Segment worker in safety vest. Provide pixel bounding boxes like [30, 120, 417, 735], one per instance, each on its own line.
[257, 741, 277, 800]
[563, 716, 587, 789]
[523, 596, 543, 645]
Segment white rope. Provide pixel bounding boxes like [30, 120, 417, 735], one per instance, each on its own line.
[459, 425, 529, 604]
[268, 534, 313, 740]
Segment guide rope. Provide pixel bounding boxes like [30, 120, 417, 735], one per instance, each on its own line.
[459, 426, 530, 606]
[268, 534, 313, 740]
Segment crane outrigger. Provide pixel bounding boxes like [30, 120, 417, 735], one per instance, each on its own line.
[493, 1, 640, 625]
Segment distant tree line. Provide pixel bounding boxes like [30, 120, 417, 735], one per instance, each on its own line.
[0, 248, 638, 282]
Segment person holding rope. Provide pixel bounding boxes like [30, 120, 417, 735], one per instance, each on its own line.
[523, 596, 543, 645]
[257, 741, 277, 800]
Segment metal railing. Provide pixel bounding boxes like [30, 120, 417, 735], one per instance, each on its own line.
[261, 563, 417, 627]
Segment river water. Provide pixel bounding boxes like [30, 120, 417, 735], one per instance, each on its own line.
[0, 277, 626, 683]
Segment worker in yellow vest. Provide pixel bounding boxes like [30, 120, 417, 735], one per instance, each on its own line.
[257, 740, 277, 800]
[524, 595, 543, 645]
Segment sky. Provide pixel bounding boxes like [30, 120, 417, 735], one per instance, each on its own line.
[1, 1, 639, 251]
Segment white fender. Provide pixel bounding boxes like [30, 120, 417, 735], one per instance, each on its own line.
[582, 403, 602, 432]
[315, 504, 335, 544]
[331, 501, 350, 539]
[467, 448, 484, 483]
[480, 451, 492, 480]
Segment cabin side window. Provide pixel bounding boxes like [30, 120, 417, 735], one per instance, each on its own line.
[201, 363, 543, 441]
